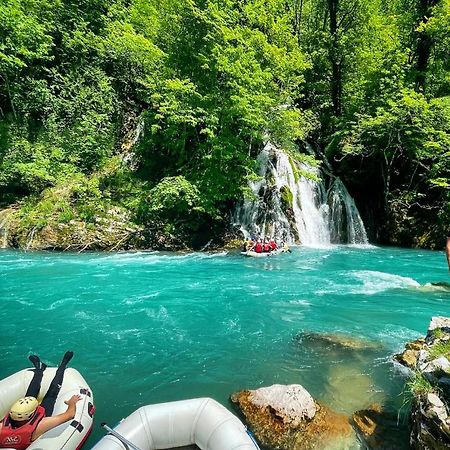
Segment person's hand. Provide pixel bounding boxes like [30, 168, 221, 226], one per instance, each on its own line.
[65, 394, 82, 407]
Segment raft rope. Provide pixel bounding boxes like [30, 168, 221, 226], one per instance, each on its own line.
[245, 427, 261, 449]
[101, 423, 142, 450]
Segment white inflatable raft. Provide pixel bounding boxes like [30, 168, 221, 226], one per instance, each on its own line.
[0, 367, 94, 450]
[241, 248, 287, 257]
[92, 397, 260, 450]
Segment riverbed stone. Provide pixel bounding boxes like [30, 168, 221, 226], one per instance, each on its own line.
[231, 384, 353, 450]
[296, 331, 382, 351]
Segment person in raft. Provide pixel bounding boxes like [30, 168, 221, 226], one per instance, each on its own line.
[243, 238, 255, 252]
[254, 238, 263, 253]
[262, 239, 271, 252]
[269, 238, 278, 251]
[0, 351, 81, 450]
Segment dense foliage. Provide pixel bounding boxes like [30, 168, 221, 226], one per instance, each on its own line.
[0, 0, 448, 248]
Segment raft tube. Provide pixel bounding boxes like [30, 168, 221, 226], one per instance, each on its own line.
[0, 367, 94, 450]
[241, 248, 286, 257]
[92, 397, 260, 450]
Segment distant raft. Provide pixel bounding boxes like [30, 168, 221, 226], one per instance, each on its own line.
[92, 397, 260, 450]
[241, 248, 289, 257]
[0, 367, 94, 450]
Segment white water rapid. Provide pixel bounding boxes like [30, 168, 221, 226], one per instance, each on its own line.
[233, 142, 368, 246]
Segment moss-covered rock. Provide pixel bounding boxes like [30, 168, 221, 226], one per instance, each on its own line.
[280, 185, 293, 210]
[9, 206, 143, 251]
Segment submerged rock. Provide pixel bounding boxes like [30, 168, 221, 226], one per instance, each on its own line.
[324, 364, 386, 415]
[294, 331, 387, 416]
[352, 404, 409, 450]
[296, 331, 383, 352]
[231, 384, 354, 450]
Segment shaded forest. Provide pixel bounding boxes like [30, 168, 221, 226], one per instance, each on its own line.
[0, 0, 449, 249]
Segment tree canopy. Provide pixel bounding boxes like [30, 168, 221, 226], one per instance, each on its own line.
[0, 0, 448, 248]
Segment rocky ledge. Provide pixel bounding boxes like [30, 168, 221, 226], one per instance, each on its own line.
[0, 207, 144, 251]
[395, 316, 450, 449]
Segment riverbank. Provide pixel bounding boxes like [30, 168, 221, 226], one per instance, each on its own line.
[0, 205, 242, 252]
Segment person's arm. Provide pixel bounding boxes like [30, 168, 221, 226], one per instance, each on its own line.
[32, 395, 82, 441]
[446, 236, 450, 272]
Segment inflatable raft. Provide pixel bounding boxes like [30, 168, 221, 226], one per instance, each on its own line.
[0, 367, 94, 450]
[92, 397, 260, 450]
[241, 248, 287, 257]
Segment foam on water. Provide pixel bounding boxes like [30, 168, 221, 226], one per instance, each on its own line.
[350, 270, 421, 294]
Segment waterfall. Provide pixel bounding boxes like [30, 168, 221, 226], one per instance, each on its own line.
[26, 227, 37, 250]
[233, 142, 368, 246]
[328, 178, 368, 244]
[0, 209, 13, 248]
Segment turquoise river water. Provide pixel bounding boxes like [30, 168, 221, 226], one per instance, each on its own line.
[1, 246, 450, 449]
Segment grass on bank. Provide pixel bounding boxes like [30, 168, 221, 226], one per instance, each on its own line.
[406, 372, 436, 399]
[428, 340, 450, 360]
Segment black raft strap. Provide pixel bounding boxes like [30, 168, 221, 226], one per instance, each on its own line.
[70, 420, 84, 432]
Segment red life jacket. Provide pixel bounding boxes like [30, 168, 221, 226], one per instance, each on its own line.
[269, 241, 277, 250]
[263, 243, 270, 252]
[0, 406, 45, 450]
[255, 243, 263, 253]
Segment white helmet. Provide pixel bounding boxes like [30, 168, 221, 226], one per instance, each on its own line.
[9, 397, 39, 421]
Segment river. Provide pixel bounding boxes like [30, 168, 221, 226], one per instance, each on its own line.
[1, 245, 449, 449]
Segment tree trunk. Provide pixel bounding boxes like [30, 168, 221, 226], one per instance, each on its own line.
[327, 0, 342, 116]
[414, 0, 438, 90]
[294, 0, 304, 44]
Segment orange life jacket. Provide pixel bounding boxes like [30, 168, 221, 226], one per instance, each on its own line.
[0, 406, 45, 450]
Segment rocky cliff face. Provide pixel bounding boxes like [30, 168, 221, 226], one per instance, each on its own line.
[395, 316, 450, 449]
[0, 206, 143, 251]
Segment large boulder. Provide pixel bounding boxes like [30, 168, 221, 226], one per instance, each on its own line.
[231, 384, 354, 450]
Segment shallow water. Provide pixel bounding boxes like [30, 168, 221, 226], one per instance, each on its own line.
[1, 245, 449, 449]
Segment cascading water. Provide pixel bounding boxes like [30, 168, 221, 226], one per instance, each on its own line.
[233, 142, 368, 246]
[328, 178, 369, 244]
[0, 209, 13, 249]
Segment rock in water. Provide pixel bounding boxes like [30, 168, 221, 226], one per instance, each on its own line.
[248, 384, 316, 425]
[231, 384, 354, 450]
